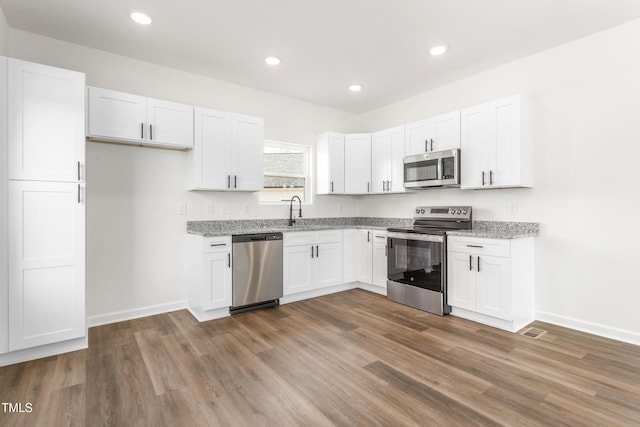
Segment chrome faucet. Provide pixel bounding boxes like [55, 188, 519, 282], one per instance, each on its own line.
[288, 195, 302, 226]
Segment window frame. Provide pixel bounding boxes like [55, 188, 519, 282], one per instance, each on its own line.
[259, 140, 313, 205]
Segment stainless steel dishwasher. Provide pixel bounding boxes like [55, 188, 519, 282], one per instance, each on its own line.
[230, 232, 283, 314]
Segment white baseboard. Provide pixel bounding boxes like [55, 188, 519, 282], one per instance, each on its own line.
[0, 336, 88, 367]
[357, 282, 387, 296]
[281, 283, 359, 304]
[536, 310, 640, 347]
[87, 300, 188, 327]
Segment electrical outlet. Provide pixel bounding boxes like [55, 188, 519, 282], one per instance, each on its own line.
[509, 203, 518, 214]
[205, 201, 214, 214]
[223, 204, 232, 215]
[177, 203, 187, 215]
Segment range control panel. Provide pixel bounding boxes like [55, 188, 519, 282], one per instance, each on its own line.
[413, 206, 472, 221]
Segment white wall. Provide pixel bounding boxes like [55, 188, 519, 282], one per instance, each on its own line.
[356, 19, 640, 343]
[7, 30, 360, 322]
[0, 7, 9, 55]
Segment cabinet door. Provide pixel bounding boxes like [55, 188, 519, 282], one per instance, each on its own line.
[447, 252, 476, 311]
[460, 103, 490, 189]
[404, 119, 428, 156]
[489, 96, 523, 187]
[147, 98, 194, 149]
[283, 245, 314, 295]
[344, 133, 372, 194]
[233, 114, 264, 191]
[202, 252, 232, 310]
[191, 108, 232, 190]
[388, 126, 405, 192]
[8, 181, 85, 351]
[342, 230, 358, 283]
[372, 240, 387, 288]
[328, 133, 345, 193]
[358, 230, 373, 284]
[432, 111, 461, 151]
[476, 255, 511, 320]
[371, 130, 390, 193]
[8, 60, 85, 182]
[314, 242, 343, 289]
[87, 87, 146, 142]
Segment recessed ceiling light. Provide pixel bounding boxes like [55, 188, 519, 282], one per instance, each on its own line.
[429, 45, 447, 56]
[265, 57, 281, 66]
[130, 11, 153, 25]
[349, 84, 363, 92]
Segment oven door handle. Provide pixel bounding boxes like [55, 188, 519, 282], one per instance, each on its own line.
[385, 232, 444, 243]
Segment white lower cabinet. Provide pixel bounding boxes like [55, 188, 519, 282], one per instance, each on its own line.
[283, 231, 342, 296]
[342, 229, 387, 294]
[371, 231, 388, 288]
[8, 181, 85, 351]
[447, 235, 534, 332]
[187, 235, 232, 321]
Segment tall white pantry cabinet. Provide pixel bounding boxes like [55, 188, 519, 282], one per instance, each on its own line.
[0, 57, 86, 361]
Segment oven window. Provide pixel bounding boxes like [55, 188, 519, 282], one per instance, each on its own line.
[404, 159, 438, 183]
[387, 237, 444, 292]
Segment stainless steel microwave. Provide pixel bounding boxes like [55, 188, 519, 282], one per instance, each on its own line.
[403, 149, 460, 189]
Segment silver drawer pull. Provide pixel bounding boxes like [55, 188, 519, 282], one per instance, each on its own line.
[375, 235, 386, 239]
[210, 243, 227, 247]
[466, 244, 484, 248]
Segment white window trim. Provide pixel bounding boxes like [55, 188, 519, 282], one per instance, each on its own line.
[260, 140, 313, 205]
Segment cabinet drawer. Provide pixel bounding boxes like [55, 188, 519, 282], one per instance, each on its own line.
[315, 229, 342, 244]
[447, 236, 510, 257]
[284, 232, 314, 247]
[372, 230, 387, 241]
[203, 236, 232, 253]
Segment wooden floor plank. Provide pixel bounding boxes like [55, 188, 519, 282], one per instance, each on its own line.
[1, 289, 639, 426]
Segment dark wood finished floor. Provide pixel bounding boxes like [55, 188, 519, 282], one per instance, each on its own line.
[1, 289, 639, 426]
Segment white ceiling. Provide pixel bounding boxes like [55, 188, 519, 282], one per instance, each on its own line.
[2, 0, 640, 113]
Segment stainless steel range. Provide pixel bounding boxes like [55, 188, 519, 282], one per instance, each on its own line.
[386, 206, 472, 316]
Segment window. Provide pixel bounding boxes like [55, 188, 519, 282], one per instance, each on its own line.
[260, 140, 312, 204]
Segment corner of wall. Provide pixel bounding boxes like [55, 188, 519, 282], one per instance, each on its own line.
[0, 7, 10, 56]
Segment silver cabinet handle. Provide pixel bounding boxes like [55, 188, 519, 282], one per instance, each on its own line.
[210, 243, 226, 247]
[311, 246, 314, 258]
[477, 256, 481, 272]
[367, 231, 370, 242]
[375, 235, 386, 239]
[430, 139, 434, 151]
[489, 170, 494, 185]
[367, 182, 370, 193]
[387, 180, 391, 191]
[141, 123, 144, 139]
[149, 124, 153, 140]
[469, 255, 472, 271]
[331, 181, 334, 193]
[466, 244, 484, 248]
[227, 253, 231, 268]
[77, 184, 81, 203]
[77, 161, 81, 181]
[316, 245, 319, 257]
[234, 175, 237, 189]
[382, 181, 386, 192]
[425, 139, 429, 152]
[482, 171, 486, 186]
[227, 175, 231, 189]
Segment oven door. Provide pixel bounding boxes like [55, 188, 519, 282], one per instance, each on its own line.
[387, 233, 445, 293]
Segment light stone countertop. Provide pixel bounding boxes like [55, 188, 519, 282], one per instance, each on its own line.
[187, 218, 539, 239]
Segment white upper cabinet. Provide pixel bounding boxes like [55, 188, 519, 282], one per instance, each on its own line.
[344, 133, 372, 194]
[87, 86, 194, 150]
[8, 59, 85, 182]
[461, 95, 532, 189]
[371, 126, 405, 193]
[188, 107, 264, 191]
[316, 132, 345, 194]
[404, 111, 461, 156]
